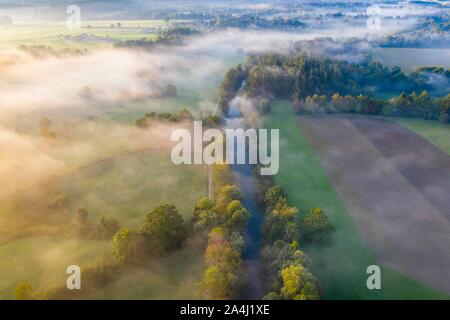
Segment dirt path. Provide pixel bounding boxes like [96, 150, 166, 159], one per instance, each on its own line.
[298, 116, 450, 295]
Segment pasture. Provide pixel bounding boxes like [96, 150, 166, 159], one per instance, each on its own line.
[54, 148, 207, 228]
[393, 118, 450, 155]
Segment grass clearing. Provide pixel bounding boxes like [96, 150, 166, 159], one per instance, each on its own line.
[55, 149, 207, 228]
[266, 100, 448, 299]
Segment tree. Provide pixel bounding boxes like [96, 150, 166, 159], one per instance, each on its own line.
[222, 200, 250, 233]
[211, 165, 234, 198]
[205, 230, 241, 274]
[437, 94, 450, 123]
[15, 282, 33, 300]
[264, 185, 287, 213]
[215, 185, 241, 214]
[261, 240, 312, 293]
[39, 116, 53, 137]
[175, 108, 193, 121]
[199, 227, 243, 300]
[98, 216, 120, 240]
[192, 196, 219, 230]
[162, 84, 177, 97]
[111, 228, 143, 265]
[199, 266, 230, 300]
[299, 207, 334, 243]
[218, 64, 246, 114]
[141, 204, 186, 254]
[66, 208, 93, 238]
[262, 198, 298, 244]
[280, 265, 319, 300]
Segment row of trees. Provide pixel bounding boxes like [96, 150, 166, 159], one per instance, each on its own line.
[16, 203, 187, 299]
[135, 108, 223, 128]
[135, 108, 194, 127]
[195, 183, 250, 300]
[114, 27, 200, 49]
[211, 15, 304, 30]
[261, 185, 335, 300]
[294, 91, 450, 123]
[218, 52, 449, 123]
[218, 64, 246, 115]
[263, 186, 334, 246]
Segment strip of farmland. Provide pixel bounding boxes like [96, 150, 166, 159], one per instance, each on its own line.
[298, 116, 450, 295]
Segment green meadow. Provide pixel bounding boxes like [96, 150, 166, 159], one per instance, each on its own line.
[84, 239, 204, 299]
[0, 237, 109, 299]
[55, 149, 207, 228]
[266, 100, 448, 299]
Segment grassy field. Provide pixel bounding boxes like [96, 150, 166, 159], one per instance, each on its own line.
[266, 100, 448, 299]
[0, 143, 207, 299]
[393, 118, 450, 155]
[84, 238, 204, 299]
[0, 19, 172, 49]
[0, 148, 207, 299]
[0, 237, 108, 299]
[105, 96, 208, 124]
[54, 149, 207, 228]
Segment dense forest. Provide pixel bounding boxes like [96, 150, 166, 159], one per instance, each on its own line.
[219, 52, 450, 123]
[115, 27, 200, 48]
[211, 15, 305, 30]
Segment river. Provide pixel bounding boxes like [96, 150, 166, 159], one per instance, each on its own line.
[225, 100, 264, 299]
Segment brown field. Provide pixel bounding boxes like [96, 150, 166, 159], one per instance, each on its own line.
[298, 116, 450, 294]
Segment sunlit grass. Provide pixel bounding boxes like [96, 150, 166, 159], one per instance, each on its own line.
[0, 237, 109, 299]
[0, 19, 173, 49]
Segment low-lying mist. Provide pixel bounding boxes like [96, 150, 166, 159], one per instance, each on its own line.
[0, 23, 413, 199]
